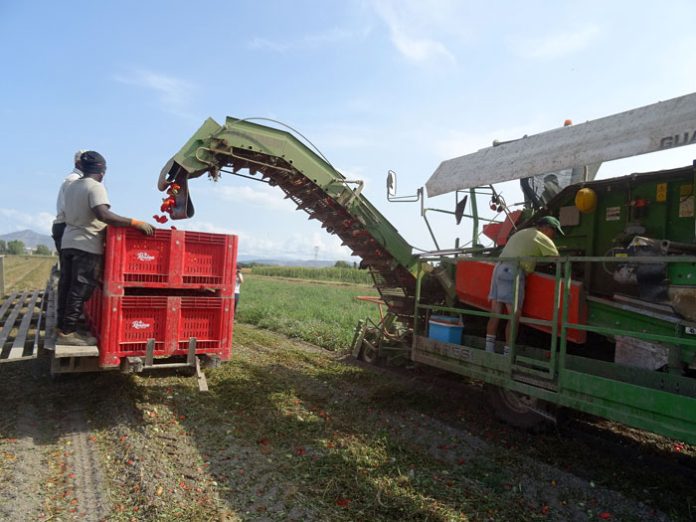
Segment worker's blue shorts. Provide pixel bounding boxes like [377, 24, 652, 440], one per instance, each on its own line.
[488, 262, 525, 306]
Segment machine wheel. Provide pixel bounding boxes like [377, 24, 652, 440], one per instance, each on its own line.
[358, 325, 382, 364]
[484, 384, 555, 431]
[359, 339, 379, 364]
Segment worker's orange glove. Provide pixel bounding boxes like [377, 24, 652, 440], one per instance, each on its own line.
[131, 219, 155, 236]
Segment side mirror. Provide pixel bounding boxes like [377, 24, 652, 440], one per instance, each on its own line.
[455, 195, 468, 225]
[386, 170, 421, 203]
[387, 170, 397, 199]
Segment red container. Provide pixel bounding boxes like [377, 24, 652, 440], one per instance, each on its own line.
[92, 293, 234, 368]
[454, 260, 587, 344]
[84, 287, 103, 334]
[103, 228, 238, 296]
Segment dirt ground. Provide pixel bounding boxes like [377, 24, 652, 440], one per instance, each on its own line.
[0, 324, 694, 521]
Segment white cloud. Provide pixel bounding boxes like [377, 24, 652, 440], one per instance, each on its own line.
[304, 27, 356, 46]
[113, 69, 194, 116]
[248, 37, 288, 53]
[372, 0, 457, 63]
[248, 27, 361, 53]
[202, 184, 298, 212]
[0, 208, 54, 235]
[513, 24, 600, 60]
[186, 221, 354, 260]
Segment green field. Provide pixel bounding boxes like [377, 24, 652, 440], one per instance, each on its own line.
[2, 255, 55, 294]
[237, 275, 381, 352]
[251, 265, 374, 285]
[1, 259, 380, 353]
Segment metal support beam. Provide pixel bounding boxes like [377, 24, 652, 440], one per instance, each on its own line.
[427, 92, 696, 196]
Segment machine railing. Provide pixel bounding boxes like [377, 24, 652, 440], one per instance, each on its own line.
[414, 254, 696, 384]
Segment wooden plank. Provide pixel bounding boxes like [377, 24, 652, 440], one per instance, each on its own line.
[43, 286, 57, 351]
[7, 290, 40, 360]
[55, 344, 99, 358]
[0, 291, 19, 323]
[426, 91, 696, 196]
[196, 357, 209, 392]
[0, 256, 4, 298]
[32, 288, 47, 356]
[0, 291, 28, 350]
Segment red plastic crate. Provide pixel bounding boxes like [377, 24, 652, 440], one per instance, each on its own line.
[91, 294, 233, 368]
[103, 228, 238, 295]
[84, 287, 103, 334]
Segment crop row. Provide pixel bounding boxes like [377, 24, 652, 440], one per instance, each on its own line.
[236, 275, 380, 351]
[250, 266, 373, 285]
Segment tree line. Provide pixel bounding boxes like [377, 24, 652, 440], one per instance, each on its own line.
[0, 240, 53, 256]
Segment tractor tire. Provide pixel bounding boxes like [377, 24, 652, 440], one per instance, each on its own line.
[484, 384, 555, 431]
[359, 340, 379, 365]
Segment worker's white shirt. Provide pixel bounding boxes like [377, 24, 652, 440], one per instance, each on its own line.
[54, 168, 83, 224]
[61, 177, 111, 255]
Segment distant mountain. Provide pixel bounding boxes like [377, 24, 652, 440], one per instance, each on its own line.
[0, 229, 54, 251]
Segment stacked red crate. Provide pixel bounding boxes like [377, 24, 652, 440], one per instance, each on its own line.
[85, 227, 238, 368]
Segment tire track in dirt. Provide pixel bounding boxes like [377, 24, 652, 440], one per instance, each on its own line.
[59, 408, 110, 521]
[0, 403, 49, 521]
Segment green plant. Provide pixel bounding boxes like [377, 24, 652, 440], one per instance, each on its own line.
[251, 266, 373, 285]
[7, 240, 25, 255]
[237, 275, 381, 352]
[35, 244, 52, 256]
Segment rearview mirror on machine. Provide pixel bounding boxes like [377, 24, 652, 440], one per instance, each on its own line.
[455, 195, 468, 225]
[386, 170, 421, 203]
[387, 170, 397, 198]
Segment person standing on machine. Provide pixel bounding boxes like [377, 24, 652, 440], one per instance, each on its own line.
[56, 151, 155, 346]
[485, 216, 563, 355]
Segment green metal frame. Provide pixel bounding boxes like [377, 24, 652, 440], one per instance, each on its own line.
[412, 254, 696, 443]
[164, 116, 696, 443]
[165, 117, 419, 276]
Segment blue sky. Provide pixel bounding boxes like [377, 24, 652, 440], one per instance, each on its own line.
[2, 1, 696, 260]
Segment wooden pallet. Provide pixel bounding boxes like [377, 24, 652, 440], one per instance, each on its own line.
[0, 289, 45, 363]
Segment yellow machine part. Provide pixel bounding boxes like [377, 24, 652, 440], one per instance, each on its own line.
[575, 187, 597, 213]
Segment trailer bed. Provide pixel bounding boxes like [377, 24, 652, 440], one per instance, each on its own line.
[0, 288, 47, 363]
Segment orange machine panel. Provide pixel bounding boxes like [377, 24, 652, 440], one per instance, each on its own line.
[455, 260, 587, 344]
[481, 210, 523, 247]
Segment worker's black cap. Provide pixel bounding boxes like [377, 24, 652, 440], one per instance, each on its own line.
[80, 151, 107, 174]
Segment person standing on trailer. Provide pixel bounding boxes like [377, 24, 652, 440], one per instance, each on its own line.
[234, 268, 244, 314]
[56, 151, 155, 346]
[485, 216, 563, 355]
[52, 149, 86, 254]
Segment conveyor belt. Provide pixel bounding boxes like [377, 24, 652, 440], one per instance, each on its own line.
[160, 117, 445, 327]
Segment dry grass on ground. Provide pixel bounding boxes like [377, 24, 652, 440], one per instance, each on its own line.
[0, 258, 694, 520]
[1, 325, 693, 520]
[2, 255, 55, 293]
